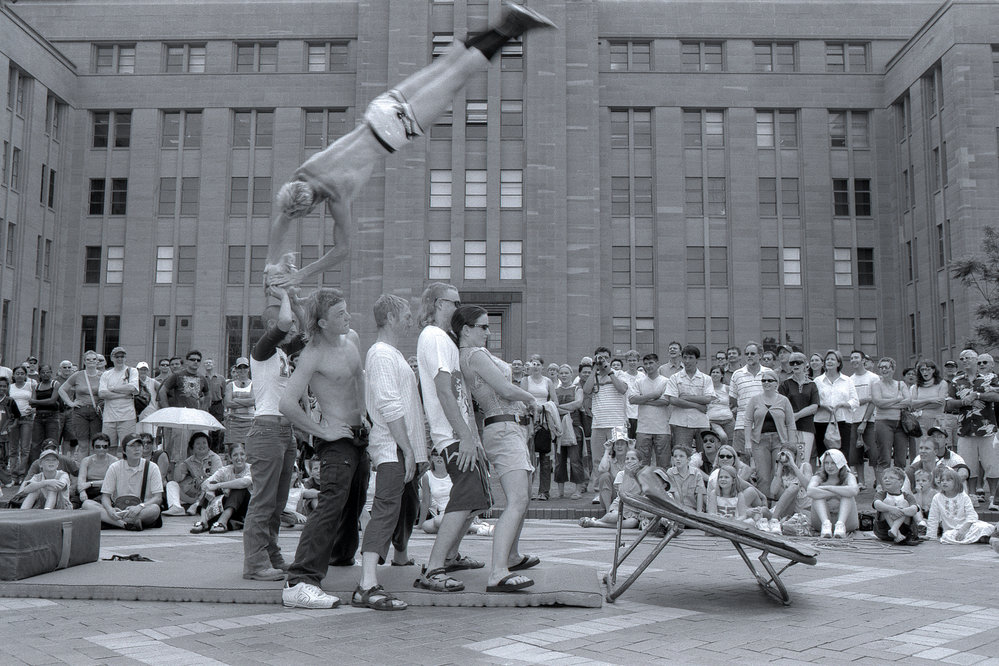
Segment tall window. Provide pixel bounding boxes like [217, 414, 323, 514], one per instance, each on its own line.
[501, 40, 523, 71]
[43, 239, 52, 280]
[500, 100, 522, 139]
[783, 248, 802, 286]
[5, 222, 16, 266]
[155, 246, 174, 283]
[464, 241, 486, 280]
[825, 42, 868, 72]
[84, 246, 101, 283]
[428, 241, 451, 280]
[94, 44, 136, 73]
[465, 101, 488, 139]
[232, 110, 274, 148]
[0, 300, 8, 361]
[7, 66, 30, 115]
[829, 110, 868, 149]
[683, 109, 725, 148]
[177, 246, 196, 284]
[430, 170, 452, 209]
[306, 42, 350, 72]
[45, 94, 63, 138]
[161, 110, 203, 148]
[500, 241, 523, 280]
[609, 41, 652, 71]
[92, 111, 131, 148]
[235, 43, 278, 72]
[833, 248, 852, 286]
[229, 177, 271, 216]
[500, 170, 523, 209]
[857, 247, 875, 286]
[227, 246, 245, 284]
[165, 44, 206, 73]
[81, 316, 98, 356]
[103, 316, 121, 359]
[756, 110, 796, 148]
[303, 109, 349, 149]
[106, 246, 124, 283]
[158, 177, 200, 216]
[680, 41, 724, 71]
[8, 148, 19, 191]
[832, 178, 870, 217]
[753, 42, 796, 72]
[465, 170, 487, 208]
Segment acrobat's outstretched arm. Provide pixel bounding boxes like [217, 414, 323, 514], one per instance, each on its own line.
[269, 198, 351, 288]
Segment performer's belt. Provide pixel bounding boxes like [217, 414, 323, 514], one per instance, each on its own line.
[484, 414, 529, 427]
[253, 415, 290, 426]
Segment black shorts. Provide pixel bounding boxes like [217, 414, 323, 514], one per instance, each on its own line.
[439, 441, 491, 515]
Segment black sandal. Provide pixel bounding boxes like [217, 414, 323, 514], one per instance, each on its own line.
[413, 567, 465, 592]
[351, 584, 407, 610]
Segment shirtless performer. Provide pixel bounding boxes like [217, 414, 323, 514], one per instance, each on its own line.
[278, 288, 370, 609]
[265, 3, 556, 287]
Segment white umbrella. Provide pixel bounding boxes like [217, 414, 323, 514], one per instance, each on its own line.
[138, 407, 225, 435]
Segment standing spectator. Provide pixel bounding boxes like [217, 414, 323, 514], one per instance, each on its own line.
[354, 294, 427, 608]
[775, 345, 793, 383]
[746, 368, 797, 496]
[871, 357, 912, 487]
[0, 376, 21, 486]
[706, 365, 733, 443]
[723, 345, 743, 383]
[545, 363, 559, 384]
[242, 287, 308, 582]
[28, 364, 62, 467]
[664, 345, 714, 453]
[23, 356, 40, 382]
[55, 360, 76, 454]
[779, 352, 819, 464]
[659, 341, 683, 378]
[168, 356, 183, 374]
[729, 341, 769, 456]
[204, 359, 226, 451]
[98, 347, 139, 451]
[808, 353, 824, 380]
[157, 350, 210, 463]
[942, 359, 959, 383]
[8, 366, 36, 484]
[95, 355, 107, 372]
[413, 282, 490, 595]
[910, 360, 949, 449]
[620, 350, 643, 439]
[760, 350, 777, 368]
[848, 350, 876, 488]
[134, 361, 161, 421]
[224, 358, 254, 450]
[630, 353, 671, 468]
[521, 355, 557, 501]
[554, 364, 585, 499]
[902, 367, 918, 388]
[154, 358, 172, 382]
[583, 347, 628, 491]
[944, 349, 999, 508]
[813, 350, 859, 463]
[510, 359, 525, 384]
[57, 350, 103, 459]
[576, 360, 594, 482]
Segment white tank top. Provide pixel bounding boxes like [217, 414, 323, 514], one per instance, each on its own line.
[230, 381, 254, 419]
[427, 471, 453, 513]
[525, 375, 549, 403]
[251, 350, 292, 417]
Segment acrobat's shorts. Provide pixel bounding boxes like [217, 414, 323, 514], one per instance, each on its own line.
[364, 89, 424, 152]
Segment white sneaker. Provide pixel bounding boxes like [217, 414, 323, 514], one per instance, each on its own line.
[833, 521, 847, 539]
[282, 582, 340, 609]
[768, 518, 781, 533]
[755, 518, 771, 532]
[820, 521, 833, 538]
[162, 505, 187, 517]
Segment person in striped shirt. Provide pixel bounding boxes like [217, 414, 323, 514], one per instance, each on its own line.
[728, 341, 771, 457]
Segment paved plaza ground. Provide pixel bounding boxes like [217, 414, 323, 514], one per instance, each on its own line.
[1, 513, 997, 665]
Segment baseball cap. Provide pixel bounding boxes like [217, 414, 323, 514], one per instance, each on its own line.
[235, 357, 250, 368]
[776, 344, 792, 354]
[136, 361, 149, 370]
[608, 426, 630, 443]
[39, 448, 59, 460]
[944, 360, 958, 368]
[26, 356, 38, 363]
[927, 426, 947, 437]
[59, 359, 73, 368]
[111, 347, 126, 356]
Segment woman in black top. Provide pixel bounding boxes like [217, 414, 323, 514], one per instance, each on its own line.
[779, 352, 819, 465]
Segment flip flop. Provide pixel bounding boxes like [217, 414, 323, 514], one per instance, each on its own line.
[508, 554, 540, 572]
[486, 573, 534, 593]
[209, 523, 227, 534]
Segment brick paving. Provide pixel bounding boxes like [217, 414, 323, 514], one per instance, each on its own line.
[1, 516, 997, 664]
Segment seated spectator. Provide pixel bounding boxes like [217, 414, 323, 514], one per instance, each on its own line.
[417, 452, 493, 536]
[662, 444, 706, 512]
[707, 465, 769, 527]
[593, 428, 630, 514]
[190, 442, 252, 534]
[926, 467, 995, 544]
[82, 433, 163, 530]
[906, 426, 965, 488]
[164, 432, 223, 515]
[911, 468, 935, 533]
[579, 448, 642, 529]
[770, 446, 813, 524]
[872, 467, 920, 544]
[140, 432, 170, 483]
[690, 429, 722, 480]
[297, 456, 321, 518]
[697, 442, 753, 496]
[77, 433, 118, 505]
[19, 447, 72, 510]
[807, 449, 859, 538]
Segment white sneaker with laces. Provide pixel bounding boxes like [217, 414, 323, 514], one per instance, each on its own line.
[820, 520, 833, 538]
[282, 582, 340, 609]
[769, 518, 781, 533]
[833, 521, 847, 539]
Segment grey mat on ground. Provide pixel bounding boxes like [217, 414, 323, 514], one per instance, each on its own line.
[0, 528, 602, 608]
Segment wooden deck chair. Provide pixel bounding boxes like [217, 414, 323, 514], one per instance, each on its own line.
[603, 471, 818, 605]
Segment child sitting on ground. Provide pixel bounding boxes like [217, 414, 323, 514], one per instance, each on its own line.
[911, 468, 935, 536]
[926, 467, 995, 544]
[872, 467, 919, 543]
[18, 448, 71, 509]
[769, 446, 812, 527]
[580, 448, 643, 528]
[663, 445, 705, 512]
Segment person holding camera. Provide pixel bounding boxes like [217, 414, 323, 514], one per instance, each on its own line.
[583, 347, 629, 491]
[770, 445, 813, 523]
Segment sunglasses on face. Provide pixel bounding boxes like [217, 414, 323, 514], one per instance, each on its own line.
[979, 361, 991, 366]
[789, 360, 804, 366]
[761, 378, 777, 383]
[92, 443, 110, 449]
[717, 453, 735, 459]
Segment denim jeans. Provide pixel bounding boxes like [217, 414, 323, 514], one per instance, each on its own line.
[287, 437, 370, 587]
[751, 432, 783, 498]
[29, 412, 62, 467]
[242, 421, 297, 575]
[873, 419, 910, 483]
[635, 432, 671, 468]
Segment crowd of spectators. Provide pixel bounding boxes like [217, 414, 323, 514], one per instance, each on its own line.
[2, 335, 997, 549]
